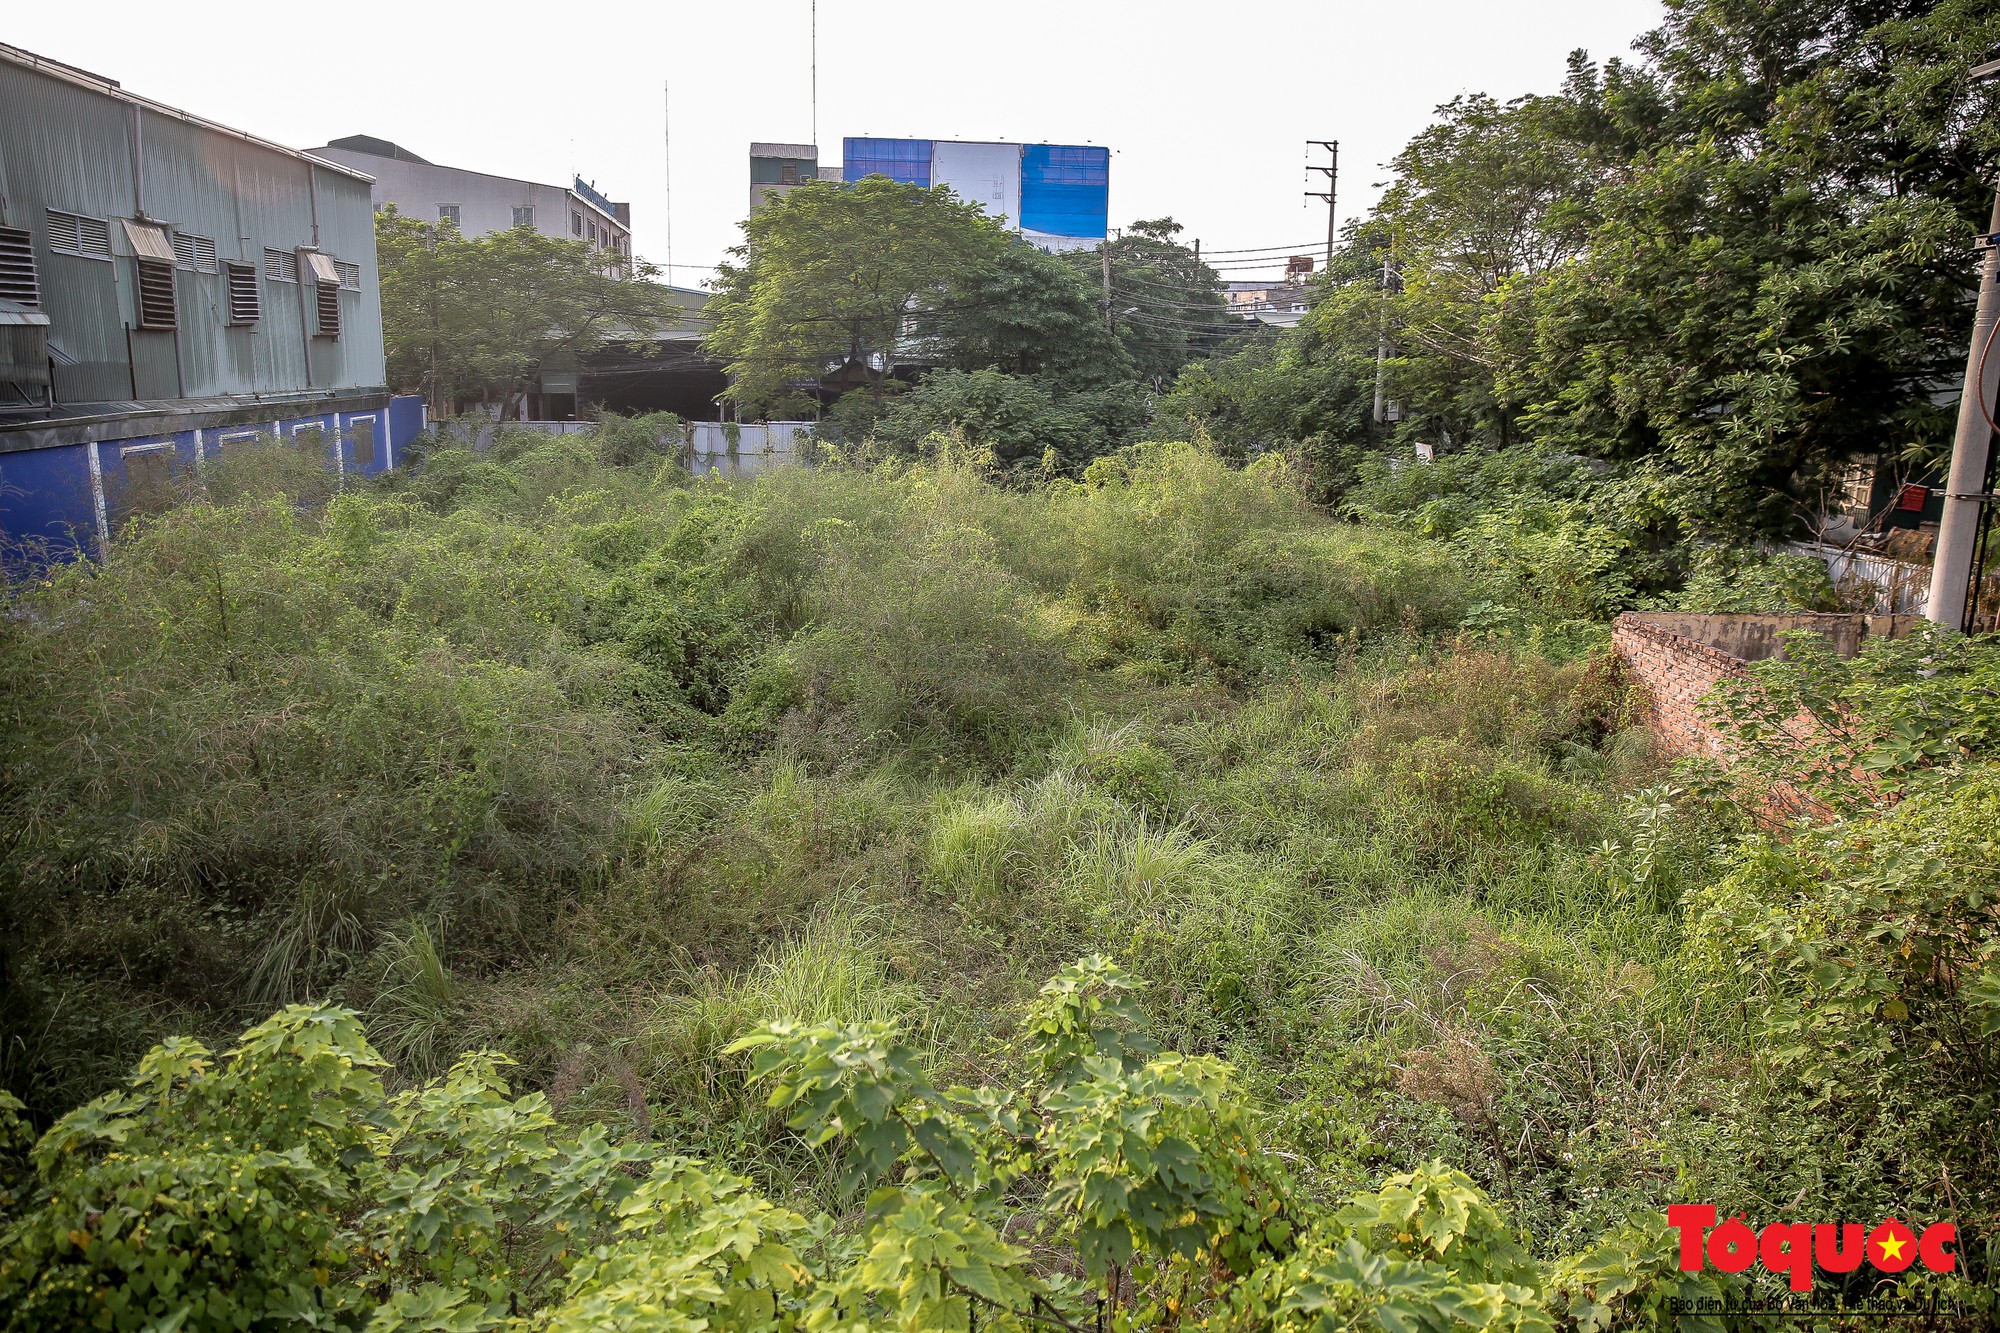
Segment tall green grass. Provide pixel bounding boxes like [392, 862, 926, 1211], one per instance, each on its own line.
[1, 427, 1789, 1256]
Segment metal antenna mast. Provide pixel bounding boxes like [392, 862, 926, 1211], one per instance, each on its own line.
[672, 79, 680, 276]
[1306, 140, 1338, 270]
[811, 0, 818, 152]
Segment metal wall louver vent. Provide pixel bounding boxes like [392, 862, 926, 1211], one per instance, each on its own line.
[79, 216, 112, 256]
[225, 262, 260, 325]
[315, 281, 341, 338]
[172, 233, 218, 273]
[263, 248, 298, 283]
[46, 210, 112, 258]
[334, 260, 361, 291]
[0, 227, 40, 307]
[134, 259, 177, 329]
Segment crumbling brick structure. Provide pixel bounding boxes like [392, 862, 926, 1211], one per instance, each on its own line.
[1611, 612, 1918, 763]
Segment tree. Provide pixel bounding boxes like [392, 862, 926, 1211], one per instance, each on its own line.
[702, 178, 1007, 419]
[928, 240, 1135, 391]
[1501, 0, 2000, 537]
[375, 208, 678, 419]
[1065, 219, 1230, 387]
[1358, 85, 1609, 450]
[1163, 0, 2000, 538]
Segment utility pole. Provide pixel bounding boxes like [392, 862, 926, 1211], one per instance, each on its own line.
[1926, 56, 2000, 630]
[1306, 140, 1338, 271]
[1373, 255, 1395, 426]
[1102, 230, 1116, 333]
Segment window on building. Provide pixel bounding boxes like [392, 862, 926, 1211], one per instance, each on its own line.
[438, 204, 461, 228]
[335, 260, 361, 291]
[46, 209, 112, 259]
[0, 227, 40, 306]
[587, 220, 598, 243]
[172, 232, 218, 273]
[225, 261, 260, 325]
[134, 259, 177, 329]
[264, 248, 298, 283]
[351, 419, 377, 469]
[117, 445, 174, 520]
[780, 161, 799, 185]
[572, 211, 583, 236]
[513, 205, 535, 228]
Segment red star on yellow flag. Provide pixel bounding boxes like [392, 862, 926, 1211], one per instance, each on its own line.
[1875, 1232, 1909, 1264]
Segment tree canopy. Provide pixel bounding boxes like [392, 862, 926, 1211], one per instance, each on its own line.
[375, 209, 679, 418]
[1166, 0, 2000, 539]
[1065, 218, 1231, 387]
[702, 177, 1007, 418]
[704, 179, 1180, 467]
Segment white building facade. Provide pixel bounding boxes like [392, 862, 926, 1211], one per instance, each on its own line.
[309, 136, 630, 259]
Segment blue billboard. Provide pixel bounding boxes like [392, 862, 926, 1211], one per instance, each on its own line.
[1020, 145, 1109, 239]
[843, 138, 933, 187]
[838, 138, 1109, 247]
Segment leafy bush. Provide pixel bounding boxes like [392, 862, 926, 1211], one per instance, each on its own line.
[1, 961, 1761, 1332]
[1668, 547, 1836, 614]
[1700, 623, 2000, 816]
[869, 369, 1146, 471]
[1689, 769, 2000, 1244]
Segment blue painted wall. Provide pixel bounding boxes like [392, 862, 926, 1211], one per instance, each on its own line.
[0, 394, 425, 573]
[0, 443, 98, 564]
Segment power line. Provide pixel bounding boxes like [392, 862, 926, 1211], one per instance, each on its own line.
[1192, 241, 1332, 256]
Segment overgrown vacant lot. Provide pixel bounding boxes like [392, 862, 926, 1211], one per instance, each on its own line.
[2, 428, 1995, 1329]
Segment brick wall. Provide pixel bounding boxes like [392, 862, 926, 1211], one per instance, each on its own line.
[1610, 615, 1751, 763]
[1611, 612, 1914, 821]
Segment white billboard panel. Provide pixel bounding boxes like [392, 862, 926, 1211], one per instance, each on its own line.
[931, 141, 1021, 228]
[1021, 229, 1099, 253]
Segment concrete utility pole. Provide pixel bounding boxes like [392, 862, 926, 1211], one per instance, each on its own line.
[1373, 255, 1395, 426]
[1102, 232, 1115, 333]
[1925, 56, 2000, 630]
[1306, 141, 1338, 270]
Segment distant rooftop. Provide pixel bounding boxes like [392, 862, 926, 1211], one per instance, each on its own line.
[750, 142, 818, 159]
[324, 134, 433, 164]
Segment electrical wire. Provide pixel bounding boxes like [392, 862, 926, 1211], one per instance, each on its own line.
[1192, 241, 1330, 255]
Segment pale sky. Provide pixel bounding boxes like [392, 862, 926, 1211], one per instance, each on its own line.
[9, 0, 1663, 285]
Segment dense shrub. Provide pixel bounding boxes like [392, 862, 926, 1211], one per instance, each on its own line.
[0, 963, 1764, 1333]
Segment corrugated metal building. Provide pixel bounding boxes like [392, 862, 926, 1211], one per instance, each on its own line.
[0, 43, 423, 564]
